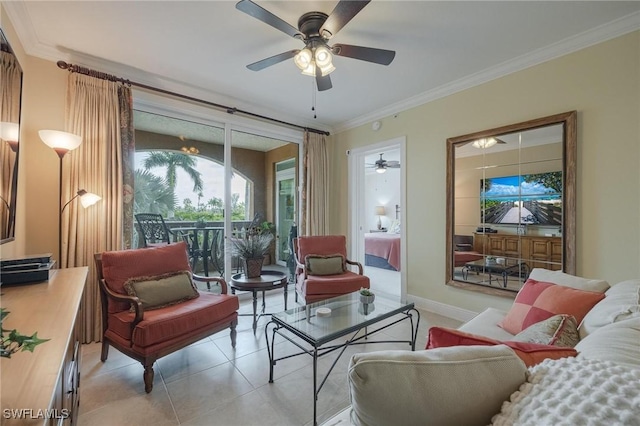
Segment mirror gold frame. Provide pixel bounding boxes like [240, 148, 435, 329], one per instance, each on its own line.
[446, 111, 576, 297]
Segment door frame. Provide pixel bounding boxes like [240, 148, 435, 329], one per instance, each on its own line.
[275, 160, 296, 266]
[347, 136, 407, 301]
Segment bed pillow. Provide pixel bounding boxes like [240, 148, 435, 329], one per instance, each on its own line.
[426, 327, 577, 367]
[498, 279, 605, 335]
[387, 219, 401, 234]
[305, 254, 346, 276]
[124, 270, 199, 311]
[511, 314, 580, 347]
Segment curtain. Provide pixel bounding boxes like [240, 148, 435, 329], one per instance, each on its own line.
[65, 73, 133, 343]
[300, 131, 329, 236]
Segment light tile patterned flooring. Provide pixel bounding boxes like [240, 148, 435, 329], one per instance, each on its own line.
[78, 284, 461, 426]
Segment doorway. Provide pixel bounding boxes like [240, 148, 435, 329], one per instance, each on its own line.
[348, 137, 406, 301]
[275, 159, 296, 266]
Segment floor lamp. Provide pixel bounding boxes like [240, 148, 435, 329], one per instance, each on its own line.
[39, 130, 84, 264]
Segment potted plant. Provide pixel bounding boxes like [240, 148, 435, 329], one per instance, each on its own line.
[359, 287, 375, 304]
[230, 233, 274, 278]
[1, 308, 49, 358]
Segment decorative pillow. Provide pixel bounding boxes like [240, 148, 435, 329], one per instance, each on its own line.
[387, 219, 401, 234]
[511, 314, 580, 347]
[426, 327, 578, 367]
[124, 270, 199, 311]
[528, 268, 610, 293]
[498, 279, 605, 335]
[305, 254, 346, 276]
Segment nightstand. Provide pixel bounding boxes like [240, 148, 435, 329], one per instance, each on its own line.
[369, 229, 387, 233]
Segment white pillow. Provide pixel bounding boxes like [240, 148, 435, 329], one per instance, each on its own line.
[575, 317, 640, 368]
[528, 268, 610, 293]
[579, 279, 640, 338]
[386, 219, 401, 234]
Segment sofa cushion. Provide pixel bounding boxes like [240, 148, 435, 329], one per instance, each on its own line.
[124, 270, 199, 311]
[458, 307, 514, 341]
[426, 327, 577, 367]
[305, 254, 346, 276]
[528, 268, 610, 293]
[575, 317, 640, 368]
[348, 345, 527, 426]
[579, 279, 640, 339]
[101, 242, 191, 313]
[499, 279, 605, 334]
[107, 291, 239, 348]
[511, 314, 579, 347]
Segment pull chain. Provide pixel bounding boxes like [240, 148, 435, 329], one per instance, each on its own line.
[311, 78, 317, 119]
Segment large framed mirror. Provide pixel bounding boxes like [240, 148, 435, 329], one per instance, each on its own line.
[0, 28, 23, 244]
[446, 111, 576, 297]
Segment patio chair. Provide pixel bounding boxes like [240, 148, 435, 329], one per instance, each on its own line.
[135, 213, 174, 247]
[293, 235, 370, 304]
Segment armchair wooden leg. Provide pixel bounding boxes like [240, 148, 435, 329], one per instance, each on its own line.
[143, 364, 154, 393]
[100, 341, 109, 362]
[230, 319, 237, 348]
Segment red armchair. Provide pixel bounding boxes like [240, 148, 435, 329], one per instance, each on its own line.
[293, 235, 370, 304]
[95, 241, 239, 392]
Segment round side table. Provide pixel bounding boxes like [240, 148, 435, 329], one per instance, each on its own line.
[230, 270, 288, 333]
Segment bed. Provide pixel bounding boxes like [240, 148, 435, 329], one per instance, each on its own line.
[365, 204, 401, 271]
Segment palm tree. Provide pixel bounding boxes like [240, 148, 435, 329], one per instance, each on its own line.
[143, 152, 204, 193]
[134, 169, 176, 215]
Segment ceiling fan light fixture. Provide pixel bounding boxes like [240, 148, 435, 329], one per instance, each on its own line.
[314, 45, 332, 66]
[301, 62, 316, 76]
[375, 165, 386, 174]
[472, 138, 498, 149]
[294, 48, 313, 70]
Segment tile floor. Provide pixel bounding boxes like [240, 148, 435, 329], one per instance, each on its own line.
[78, 284, 462, 426]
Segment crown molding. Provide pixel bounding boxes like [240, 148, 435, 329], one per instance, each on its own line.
[333, 11, 640, 134]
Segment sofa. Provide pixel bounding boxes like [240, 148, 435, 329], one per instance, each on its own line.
[342, 269, 640, 426]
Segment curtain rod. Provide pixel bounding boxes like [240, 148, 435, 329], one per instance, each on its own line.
[56, 61, 330, 136]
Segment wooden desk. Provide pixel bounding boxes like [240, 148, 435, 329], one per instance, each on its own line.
[1, 267, 87, 425]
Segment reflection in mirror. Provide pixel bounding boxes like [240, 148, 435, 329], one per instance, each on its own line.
[446, 112, 576, 297]
[0, 29, 22, 244]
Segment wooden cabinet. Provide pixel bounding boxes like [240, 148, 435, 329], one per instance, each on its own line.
[1, 267, 87, 426]
[474, 233, 561, 271]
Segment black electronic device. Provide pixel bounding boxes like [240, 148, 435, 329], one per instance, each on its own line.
[476, 227, 498, 233]
[1, 253, 55, 285]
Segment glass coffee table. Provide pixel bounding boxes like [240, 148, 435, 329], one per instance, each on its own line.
[265, 292, 420, 426]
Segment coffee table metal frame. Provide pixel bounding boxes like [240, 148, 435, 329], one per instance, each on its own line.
[462, 259, 530, 287]
[265, 293, 420, 426]
[230, 270, 288, 333]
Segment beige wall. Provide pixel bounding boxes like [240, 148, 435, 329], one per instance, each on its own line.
[331, 31, 640, 313]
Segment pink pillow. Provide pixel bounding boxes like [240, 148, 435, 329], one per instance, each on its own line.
[426, 327, 577, 367]
[498, 279, 605, 335]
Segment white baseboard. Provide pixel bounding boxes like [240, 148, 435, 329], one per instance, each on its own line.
[406, 295, 478, 323]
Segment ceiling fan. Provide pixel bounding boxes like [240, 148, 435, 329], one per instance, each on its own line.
[236, 0, 396, 91]
[366, 153, 400, 174]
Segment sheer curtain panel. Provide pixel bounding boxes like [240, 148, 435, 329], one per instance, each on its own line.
[301, 131, 329, 236]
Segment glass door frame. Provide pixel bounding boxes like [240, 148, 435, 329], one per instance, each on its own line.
[275, 160, 296, 266]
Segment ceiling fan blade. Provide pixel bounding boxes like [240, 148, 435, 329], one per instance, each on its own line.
[319, 0, 370, 39]
[247, 50, 299, 71]
[315, 69, 332, 91]
[236, 0, 302, 39]
[332, 44, 395, 65]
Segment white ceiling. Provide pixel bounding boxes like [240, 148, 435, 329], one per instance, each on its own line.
[5, 1, 640, 133]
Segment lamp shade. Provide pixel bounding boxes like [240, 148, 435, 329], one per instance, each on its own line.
[375, 205, 386, 216]
[79, 191, 101, 208]
[39, 130, 82, 152]
[0, 122, 19, 142]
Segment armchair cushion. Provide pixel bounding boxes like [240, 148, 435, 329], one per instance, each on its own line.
[106, 291, 239, 350]
[101, 242, 191, 313]
[296, 235, 347, 258]
[305, 254, 346, 276]
[300, 271, 369, 297]
[124, 270, 199, 311]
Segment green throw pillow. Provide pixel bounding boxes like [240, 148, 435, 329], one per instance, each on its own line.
[123, 270, 199, 311]
[305, 254, 346, 276]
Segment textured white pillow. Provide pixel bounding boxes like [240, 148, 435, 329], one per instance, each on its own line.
[528, 268, 610, 293]
[348, 345, 526, 426]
